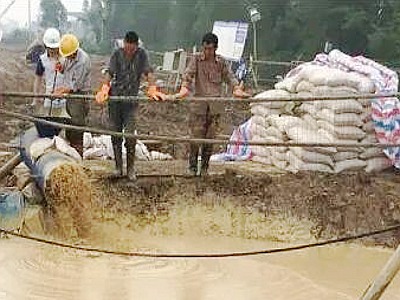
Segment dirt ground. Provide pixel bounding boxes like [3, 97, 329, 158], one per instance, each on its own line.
[1, 47, 400, 248]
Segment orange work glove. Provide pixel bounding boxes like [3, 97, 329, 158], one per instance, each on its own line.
[147, 85, 167, 101]
[174, 86, 190, 100]
[233, 82, 251, 98]
[96, 82, 111, 105]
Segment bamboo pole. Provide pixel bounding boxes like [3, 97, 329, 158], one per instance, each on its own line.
[1, 108, 399, 149]
[1, 91, 399, 103]
[0, 154, 22, 181]
[361, 244, 400, 300]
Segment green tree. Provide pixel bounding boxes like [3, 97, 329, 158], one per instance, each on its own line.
[39, 0, 67, 30]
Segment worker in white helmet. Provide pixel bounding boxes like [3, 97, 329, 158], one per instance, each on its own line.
[32, 28, 67, 117]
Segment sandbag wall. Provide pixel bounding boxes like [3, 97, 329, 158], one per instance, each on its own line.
[249, 65, 391, 174]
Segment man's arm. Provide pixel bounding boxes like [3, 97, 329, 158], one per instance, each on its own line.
[181, 56, 197, 88]
[222, 59, 239, 87]
[32, 58, 45, 105]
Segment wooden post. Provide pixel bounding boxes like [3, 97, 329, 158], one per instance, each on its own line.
[0, 154, 22, 181]
[361, 244, 400, 300]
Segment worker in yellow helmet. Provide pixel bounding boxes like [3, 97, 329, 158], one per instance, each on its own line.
[53, 34, 91, 156]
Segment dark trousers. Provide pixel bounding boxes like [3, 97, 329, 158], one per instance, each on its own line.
[189, 105, 220, 172]
[108, 101, 137, 175]
[66, 98, 89, 156]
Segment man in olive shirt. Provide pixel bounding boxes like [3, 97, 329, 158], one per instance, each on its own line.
[176, 32, 249, 176]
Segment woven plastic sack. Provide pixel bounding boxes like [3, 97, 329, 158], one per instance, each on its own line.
[296, 81, 315, 93]
[286, 151, 334, 173]
[299, 103, 318, 117]
[359, 147, 384, 160]
[253, 89, 291, 109]
[302, 114, 318, 131]
[291, 147, 334, 167]
[365, 157, 391, 173]
[251, 105, 281, 117]
[334, 159, 366, 173]
[318, 109, 363, 127]
[333, 151, 359, 162]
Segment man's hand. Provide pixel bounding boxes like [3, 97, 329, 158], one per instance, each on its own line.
[96, 82, 111, 105]
[147, 85, 167, 101]
[173, 86, 190, 100]
[233, 82, 251, 98]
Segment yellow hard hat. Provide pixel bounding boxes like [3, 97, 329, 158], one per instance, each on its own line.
[59, 34, 79, 57]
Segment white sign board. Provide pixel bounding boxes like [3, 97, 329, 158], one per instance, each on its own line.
[212, 21, 248, 61]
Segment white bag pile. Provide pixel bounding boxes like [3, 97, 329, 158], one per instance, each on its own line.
[83, 133, 173, 161]
[249, 63, 391, 173]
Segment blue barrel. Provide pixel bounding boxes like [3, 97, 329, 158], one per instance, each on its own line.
[0, 191, 25, 231]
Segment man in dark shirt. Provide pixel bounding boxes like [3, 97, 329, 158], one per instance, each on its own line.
[107, 31, 164, 180]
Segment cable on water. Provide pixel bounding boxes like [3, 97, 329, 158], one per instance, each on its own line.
[0, 108, 399, 149]
[1, 224, 400, 258]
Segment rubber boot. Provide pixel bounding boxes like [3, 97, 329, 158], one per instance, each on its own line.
[126, 141, 137, 181]
[113, 143, 123, 177]
[200, 144, 213, 177]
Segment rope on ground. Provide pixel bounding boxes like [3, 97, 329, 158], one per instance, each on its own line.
[1, 224, 399, 258]
[1, 108, 399, 149]
[1, 91, 399, 103]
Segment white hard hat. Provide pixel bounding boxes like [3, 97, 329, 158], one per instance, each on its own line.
[43, 28, 61, 49]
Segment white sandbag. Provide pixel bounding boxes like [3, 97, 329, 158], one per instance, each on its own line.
[286, 151, 334, 173]
[359, 147, 384, 160]
[361, 134, 378, 144]
[362, 121, 375, 134]
[298, 103, 318, 117]
[83, 132, 92, 149]
[318, 109, 363, 127]
[270, 149, 288, 161]
[274, 77, 301, 93]
[264, 126, 285, 140]
[288, 127, 337, 154]
[311, 85, 359, 97]
[54, 136, 82, 161]
[365, 157, 391, 173]
[317, 121, 366, 140]
[251, 146, 270, 158]
[251, 115, 269, 128]
[251, 123, 269, 139]
[323, 99, 363, 114]
[302, 114, 318, 131]
[150, 151, 173, 161]
[296, 81, 315, 93]
[271, 156, 288, 170]
[291, 147, 334, 167]
[135, 141, 151, 161]
[251, 105, 281, 117]
[334, 159, 367, 173]
[253, 89, 291, 108]
[333, 151, 359, 162]
[268, 115, 304, 133]
[83, 148, 107, 160]
[252, 155, 271, 165]
[251, 135, 287, 152]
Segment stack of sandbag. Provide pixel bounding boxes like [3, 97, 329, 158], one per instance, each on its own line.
[249, 52, 392, 173]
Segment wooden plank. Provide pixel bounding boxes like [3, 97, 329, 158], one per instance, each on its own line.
[0, 154, 22, 181]
[361, 244, 400, 300]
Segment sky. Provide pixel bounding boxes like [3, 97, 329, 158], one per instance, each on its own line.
[1, 0, 84, 27]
